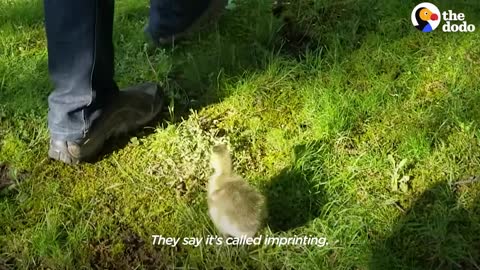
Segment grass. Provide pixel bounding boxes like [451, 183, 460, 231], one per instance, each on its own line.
[1, 0, 480, 269]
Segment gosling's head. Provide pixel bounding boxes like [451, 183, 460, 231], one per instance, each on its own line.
[210, 143, 230, 172]
[212, 143, 228, 154]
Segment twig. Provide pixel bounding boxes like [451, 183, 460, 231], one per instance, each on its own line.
[452, 176, 480, 186]
[393, 201, 406, 213]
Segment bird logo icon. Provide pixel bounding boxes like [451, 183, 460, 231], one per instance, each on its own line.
[411, 3, 441, 32]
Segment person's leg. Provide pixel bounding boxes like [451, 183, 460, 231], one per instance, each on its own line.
[44, 0, 118, 142]
[44, 0, 164, 164]
[145, 0, 227, 46]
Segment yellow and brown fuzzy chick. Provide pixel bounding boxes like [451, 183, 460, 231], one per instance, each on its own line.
[207, 144, 266, 238]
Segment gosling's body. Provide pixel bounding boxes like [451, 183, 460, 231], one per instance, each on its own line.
[208, 144, 266, 238]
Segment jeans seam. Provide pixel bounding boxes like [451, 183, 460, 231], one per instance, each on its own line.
[83, 0, 99, 138]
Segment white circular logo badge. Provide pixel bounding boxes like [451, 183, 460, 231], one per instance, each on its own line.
[411, 2, 441, 32]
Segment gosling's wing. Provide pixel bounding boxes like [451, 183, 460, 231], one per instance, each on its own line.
[220, 181, 265, 228]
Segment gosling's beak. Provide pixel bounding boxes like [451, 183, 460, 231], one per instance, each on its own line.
[430, 13, 439, 21]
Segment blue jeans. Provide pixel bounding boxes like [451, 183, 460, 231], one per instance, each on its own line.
[44, 0, 210, 141]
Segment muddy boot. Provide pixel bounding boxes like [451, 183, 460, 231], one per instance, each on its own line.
[48, 83, 163, 164]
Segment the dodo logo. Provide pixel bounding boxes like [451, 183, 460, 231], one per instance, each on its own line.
[412, 2, 476, 33]
[411, 2, 440, 32]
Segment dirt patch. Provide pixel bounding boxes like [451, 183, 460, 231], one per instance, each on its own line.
[0, 163, 28, 192]
[272, 0, 380, 58]
[0, 252, 16, 270]
[273, 1, 315, 58]
[0, 163, 14, 191]
[89, 229, 170, 270]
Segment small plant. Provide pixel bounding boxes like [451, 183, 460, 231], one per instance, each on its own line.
[388, 155, 410, 193]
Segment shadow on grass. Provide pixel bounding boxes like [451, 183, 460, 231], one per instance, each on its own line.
[272, 0, 384, 58]
[265, 141, 328, 232]
[370, 182, 480, 269]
